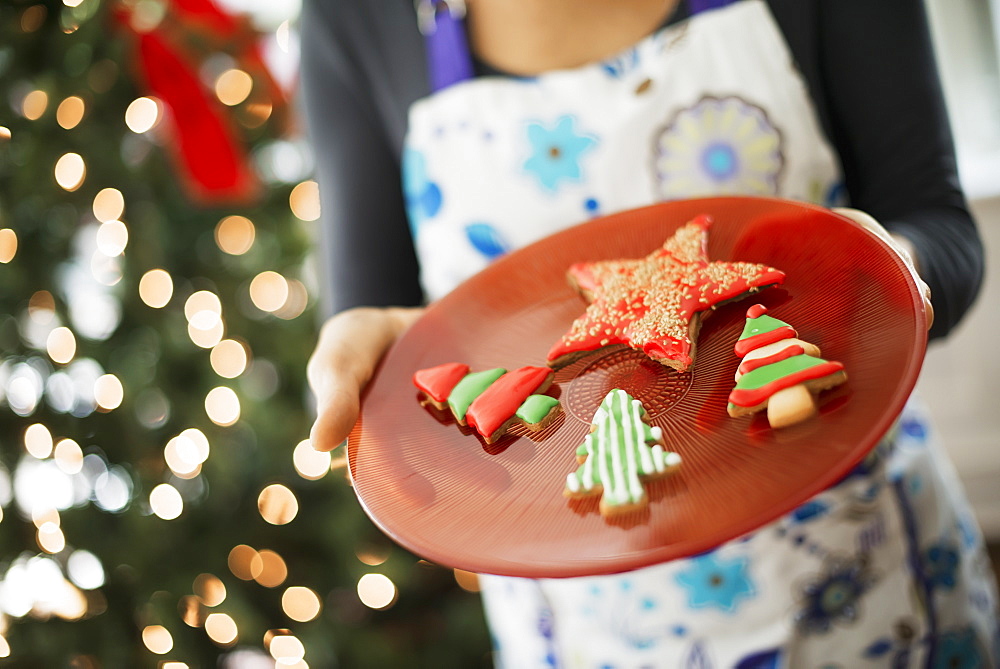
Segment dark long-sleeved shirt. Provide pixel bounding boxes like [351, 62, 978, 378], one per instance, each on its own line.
[298, 0, 983, 340]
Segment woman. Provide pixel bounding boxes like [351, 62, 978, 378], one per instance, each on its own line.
[300, 0, 997, 664]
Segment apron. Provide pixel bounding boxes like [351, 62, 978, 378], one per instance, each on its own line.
[403, 2, 999, 666]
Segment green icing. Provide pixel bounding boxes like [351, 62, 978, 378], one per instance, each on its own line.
[734, 354, 828, 391]
[740, 313, 790, 340]
[515, 394, 560, 425]
[567, 389, 673, 508]
[448, 368, 506, 421]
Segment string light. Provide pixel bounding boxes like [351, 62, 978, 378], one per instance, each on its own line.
[24, 423, 54, 459]
[355, 545, 390, 567]
[289, 181, 321, 221]
[0, 126, 10, 141]
[163, 428, 210, 477]
[141, 625, 173, 655]
[193, 574, 226, 607]
[179, 595, 204, 627]
[188, 319, 224, 349]
[205, 386, 240, 426]
[54, 438, 84, 474]
[0, 229, 17, 263]
[274, 279, 309, 320]
[228, 545, 263, 581]
[56, 96, 85, 129]
[253, 550, 287, 588]
[149, 484, 183, 520]
[204, 613, 238, 646]
[94, 374, 124, 411]
[125, 97, 160, 133]
[54, 153, 86, 191]
[92, 188, 125, 222]
[95, 220, 128, 257]
[46, 326, 77, 364]
[37, 522, 66, 553]
[20, 5, 47, 32]
[0, 635, 9, 658]
[357, 574, 397, 610]
[210, 339, 248, 378]
[214, 215, 255, 255]
[268, 634, 305, 664]
[29, 290, 56, 322]
[292, 440, 330, 480]
[281, 587, 321, 623]
[139, 269, 173, 308]
[249, 271, 288, 313]
[21, 90, 48, 120]
[66, 550, 105, 590]
[214, 69, 253, 106]
[257, 484, 297, 525]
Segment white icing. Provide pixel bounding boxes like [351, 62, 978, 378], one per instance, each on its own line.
[566, 472, 580, 493]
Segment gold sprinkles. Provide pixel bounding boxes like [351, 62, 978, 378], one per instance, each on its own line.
[546, 215, 786, 371]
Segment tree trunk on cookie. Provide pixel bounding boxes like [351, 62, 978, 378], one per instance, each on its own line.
[727, 305, 847, 429]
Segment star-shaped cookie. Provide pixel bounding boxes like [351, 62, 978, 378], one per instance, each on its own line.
[546, 215, 785, 371]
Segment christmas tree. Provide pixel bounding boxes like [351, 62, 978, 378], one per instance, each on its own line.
[0, 0, 489, 666]
[728, 304, 847, 428]
[564, 389, 680, 516]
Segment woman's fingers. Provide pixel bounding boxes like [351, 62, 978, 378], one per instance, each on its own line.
[307, 307, 423, 451]
[833, 207, 934, 331]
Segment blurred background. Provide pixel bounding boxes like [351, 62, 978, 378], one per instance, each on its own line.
[0, 0, 996, 667]
[0, 0, 490, 666]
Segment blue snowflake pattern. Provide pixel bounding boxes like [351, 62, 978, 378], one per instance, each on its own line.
[930, 627, 985, 669]
[654, 96, 783, 199]
[401, 148, 442, 233]
[922, 541, 960, 590]
[601, 48, 640, 78]
[796, 556, 874, 634]
[674, 552, 756, 613]
[464, 222, 510, 260]
[523, 115, 597, 192]
[791, 500, 830, 524]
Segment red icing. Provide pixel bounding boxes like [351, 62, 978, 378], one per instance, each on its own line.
[547, 216, 785, 371]
[466, 366, 552, 438]
[728, 361, 846, 408]
[746, 304, 768, 319]
[738, 344, 805, 375]
[412, 363, 470, 403]
[734, 325, 797, 358]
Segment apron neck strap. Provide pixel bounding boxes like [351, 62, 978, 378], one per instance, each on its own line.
[417, 0, 742, 92]
[417, 0, 474, 92]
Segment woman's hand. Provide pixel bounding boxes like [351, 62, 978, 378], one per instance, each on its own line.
[307, 307, 424, 451]
[833, 207, 934, 331]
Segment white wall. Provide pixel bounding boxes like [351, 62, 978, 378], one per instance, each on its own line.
[917, 195, 1000, 539]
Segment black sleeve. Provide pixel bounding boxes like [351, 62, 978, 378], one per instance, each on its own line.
[774, 0, 984, 341]
[298, 0, 425, 317]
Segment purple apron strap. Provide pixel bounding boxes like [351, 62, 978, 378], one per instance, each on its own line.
[688, 0, 738, 15]
[417, 0, 475, 92]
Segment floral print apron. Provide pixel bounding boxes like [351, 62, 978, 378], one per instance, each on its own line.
[402, 1, 999, 665]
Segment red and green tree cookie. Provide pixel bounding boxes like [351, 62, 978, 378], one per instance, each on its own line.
[564, 388, 681, 517]
[413, 363, 561, 443]
[547, 215, 786, 372]
[728, 305, 847, 428]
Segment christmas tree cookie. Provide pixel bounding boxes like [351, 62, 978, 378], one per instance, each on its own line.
[547, 215, 785, 372]
[728, 305, 847, 428]
[413, 363, 561, 443]
[564, 388, 681, 517]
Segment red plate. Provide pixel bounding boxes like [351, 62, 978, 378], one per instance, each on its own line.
[348, 197, 926, 578]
